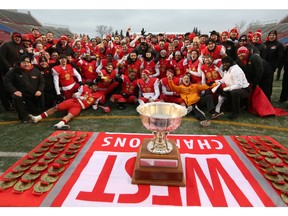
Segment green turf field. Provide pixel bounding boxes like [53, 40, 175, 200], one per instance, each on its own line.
[0, 74, 287, 174]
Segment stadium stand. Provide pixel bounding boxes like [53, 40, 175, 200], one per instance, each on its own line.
[243, 15, 288, 45]
[0, 9, 73, 42]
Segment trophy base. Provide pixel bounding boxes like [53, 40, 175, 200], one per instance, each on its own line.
[131, 138, 185, 187]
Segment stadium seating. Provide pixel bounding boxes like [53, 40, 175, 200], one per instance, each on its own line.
[0, 9, 73, 42]
[243, 15, 288, 44]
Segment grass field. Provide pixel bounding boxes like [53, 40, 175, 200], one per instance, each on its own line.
[0, 74, 288, 174]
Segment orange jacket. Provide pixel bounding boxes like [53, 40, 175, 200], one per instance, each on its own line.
[168, 79, 216, 106]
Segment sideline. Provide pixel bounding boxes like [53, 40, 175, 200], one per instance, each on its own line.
[0, 115, 288, 132]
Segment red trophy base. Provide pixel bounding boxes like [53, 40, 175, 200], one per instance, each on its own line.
[131, 138, 185, 187]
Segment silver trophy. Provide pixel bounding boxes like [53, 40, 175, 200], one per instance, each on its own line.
[137, 102, 187, 154]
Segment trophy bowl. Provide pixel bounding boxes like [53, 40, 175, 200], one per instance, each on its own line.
[137, 102, 187, 154]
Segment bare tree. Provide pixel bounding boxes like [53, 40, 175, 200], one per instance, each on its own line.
[235, 20, 247, 34]
[95, 25, 113, 38]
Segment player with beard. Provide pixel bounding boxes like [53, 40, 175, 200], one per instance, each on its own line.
[117, 51, 143, 78]
[94, 62, 119, 111]
[142, 49, 160, 78]
[137, 69, 160, 104]
[168, 51, 188, 78]
[200, 39, 227, 65]
[236, 46, 274, 101]
[96, 53, 118, 74]
[108, 71, 138, 110]
[132, 41, 159, 63]
[52, 35, 75, 57]
[157, 50, 171, 79]
[76, 53, 98, 84]
[113, 43, 133, 61]
[213, 56, 250, 119]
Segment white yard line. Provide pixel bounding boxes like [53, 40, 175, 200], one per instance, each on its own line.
[0, 152, 27, 174]
[0, 152, 27, 157]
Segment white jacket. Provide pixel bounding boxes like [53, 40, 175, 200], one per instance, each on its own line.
[218, 64, 250, 91]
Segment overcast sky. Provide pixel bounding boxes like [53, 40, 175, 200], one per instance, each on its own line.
[23, 9, 288, 38]
[4, 1, 288, 38]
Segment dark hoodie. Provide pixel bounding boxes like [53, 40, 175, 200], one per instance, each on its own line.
[264, 30, 285, 70]
[0, 32, 27, 74]
[132, 42, 160, 63]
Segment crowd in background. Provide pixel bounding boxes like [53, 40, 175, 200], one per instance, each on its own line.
[0, 26, 287, 129]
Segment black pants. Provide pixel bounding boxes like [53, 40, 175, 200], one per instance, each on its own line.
[191, 93, 216, 121]
[280, 67, 288, 102]
[230, 88, 250, 114]
[0, 75, 12, 110]
[12, 94, 43, 121]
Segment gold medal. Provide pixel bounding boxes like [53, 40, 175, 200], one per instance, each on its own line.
[47, 136, 59, 143]
[12, 164, 30, 172]
[29, 152, 45, 158]
[41, 173, 59, 183]
[246, 152, 262, 160]
[58, 132, 76, 139]
[265, 157, 283, 164]
[278, 153, 288, 159]
[30, 164, 48, 172]
[264, 173, 285, 183]
[74, 138, 85, 144]
[261, 167, 278, 175]
[21, 158, 37, 166]
[44, 151, 58, 159]
[48, 165, 65, 176]
[272, 148, 287, 154]
[235, 136, 248, 144]
[41, 141, 55, 147]
[13, 181, 34, 193]
[242, 144, 253, 150]
[273, 165, 288, 175]
[38, 157, 54, 164]
[0, 179, 17, 190]
[3, 171, 24, 180]
[50, 147, 64, 154]
[60, 152, 75, 161]
[21, 171, 41, 182]
[59, 138, 72, 144]
[272, 182, 288, 193]
[281, 193, 288, 204]
[54, 143, 67, 148]
[35, 146, 49, 153]
[255, 160, 270, 168]
[249, 138, 261, 145]
[258, 137, 272, 144]
[33, 182, 54, 194]
[69, 144, 82, 150]
[259, 150, 275, 157]
[77, 133, 88, 138]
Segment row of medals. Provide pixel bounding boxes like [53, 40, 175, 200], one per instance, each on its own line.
[235, 136, 288, 204]
[0, 132, 88, 194]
